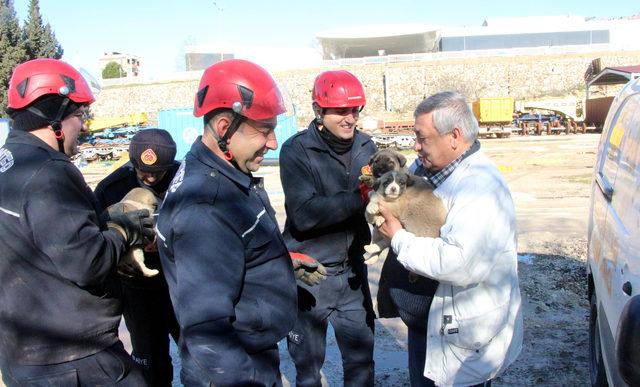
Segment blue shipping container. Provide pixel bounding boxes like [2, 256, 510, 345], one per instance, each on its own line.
[0, 118, 10, 147]
[158, 108, 298, 161]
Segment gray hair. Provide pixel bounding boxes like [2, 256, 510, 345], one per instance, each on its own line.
[413, 91, 479, 142]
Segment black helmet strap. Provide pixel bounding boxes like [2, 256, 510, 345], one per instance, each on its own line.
[218, 112, 245, 161]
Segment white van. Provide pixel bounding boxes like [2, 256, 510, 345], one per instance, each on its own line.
[587, 76, 640, 386]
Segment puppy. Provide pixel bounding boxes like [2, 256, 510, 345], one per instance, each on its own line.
[107, 187, 160, 277]
[370, 149, 408, 178]
[364, 170, 447, 264]
[359, 149, 408, 188]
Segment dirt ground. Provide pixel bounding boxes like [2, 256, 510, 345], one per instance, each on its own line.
[480, 134, 598, 386]
[0, 133, 600, 386]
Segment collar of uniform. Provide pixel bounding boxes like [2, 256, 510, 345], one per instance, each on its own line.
[5, 130, 69, 161]
[300, 120, 372, 153]
[190, 136, 251, 189]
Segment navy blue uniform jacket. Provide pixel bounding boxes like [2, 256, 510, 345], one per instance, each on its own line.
[156, 138, 297, 384]
[0, 130, 125, 365]
[279, 122, 377, 267]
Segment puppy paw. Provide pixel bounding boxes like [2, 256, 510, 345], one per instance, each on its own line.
[131, 249, 160, 277]
[366, 201, 379, 215]
[364, 243, 381, 254]
[363, 252, 379, 265]
[373, 216, 385, 227]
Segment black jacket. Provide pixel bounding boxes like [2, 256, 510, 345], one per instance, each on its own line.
[156, 138, 297, 385]
[94, 161, 180, 288]
[0, 130, 125, 365]
[279, 121, 377, 267]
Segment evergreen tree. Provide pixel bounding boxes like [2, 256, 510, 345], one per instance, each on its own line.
[22, 0, 42, 59]
[0, 0, 26, 117]
[40, 23, 63, 58]
[23, 0, 62, 59]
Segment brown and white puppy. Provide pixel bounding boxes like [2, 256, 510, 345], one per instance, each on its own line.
[364, 170, 447, 264]
[107, 187, 160, 277]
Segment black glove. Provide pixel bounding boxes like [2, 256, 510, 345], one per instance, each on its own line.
[290, 252, 327, 286]
[107, 208, 155, 246]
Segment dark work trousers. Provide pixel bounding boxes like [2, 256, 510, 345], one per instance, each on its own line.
[287, 264, 375, 387]
[180, 345, 282, 387]
[0, 342, 147, 386]
[408, 326, 435, 387]
[121, 280, 180, 387]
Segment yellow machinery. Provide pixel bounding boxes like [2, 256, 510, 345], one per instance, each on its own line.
[471, 97, 515, 138]
[86, 113, 148, 132]
[472, 97, 514, 123]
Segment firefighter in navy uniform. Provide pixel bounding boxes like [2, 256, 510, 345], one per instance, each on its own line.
[156, 59, 297, 386]
[94, 128, 180, 387]
[0, 59, 152, 386]
[280, 70, 378, 386]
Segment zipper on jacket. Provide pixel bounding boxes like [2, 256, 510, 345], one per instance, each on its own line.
[440, 285, 455, 335]
[440, 315, 452, 335]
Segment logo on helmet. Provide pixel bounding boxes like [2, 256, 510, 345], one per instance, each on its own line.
[141, 148, 157, 166]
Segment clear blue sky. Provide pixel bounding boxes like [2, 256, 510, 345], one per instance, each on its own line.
[13, 0, 639, 78]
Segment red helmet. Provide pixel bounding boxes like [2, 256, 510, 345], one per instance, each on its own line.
[312, 70, 366, 108]
[7, 58, 95, 110]
[194, 59, 285, 120]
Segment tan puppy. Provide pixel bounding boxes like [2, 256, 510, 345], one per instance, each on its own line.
[107, 187, 160, 277]
[364, 170, 446, 264]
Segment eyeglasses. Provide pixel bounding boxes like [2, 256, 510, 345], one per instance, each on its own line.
[72, 107, 91, 122]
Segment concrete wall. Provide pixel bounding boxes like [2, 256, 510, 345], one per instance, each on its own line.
[91, 50, 640, 127]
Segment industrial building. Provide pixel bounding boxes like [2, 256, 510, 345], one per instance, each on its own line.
[317, 15, 640, 63]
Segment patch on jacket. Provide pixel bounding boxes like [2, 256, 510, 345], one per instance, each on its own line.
[168, 161, 186, 194]
[288, 331, 303, 344]
[0, 149, 14, 173]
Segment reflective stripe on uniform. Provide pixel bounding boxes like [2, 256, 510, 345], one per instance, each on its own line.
[242, 208, 266, 238]
[0, 206, 19, 218]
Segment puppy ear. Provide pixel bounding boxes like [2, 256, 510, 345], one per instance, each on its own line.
[406, 174, 416, 186]
[373, 177, 382, 191]
[397, 152, 407, 167]
[369, 152, 378, 166]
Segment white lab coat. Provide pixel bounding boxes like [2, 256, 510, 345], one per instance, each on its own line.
[391, 150, 523, 386]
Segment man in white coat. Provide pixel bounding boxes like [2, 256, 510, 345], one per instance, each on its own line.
[378, 91, 523, 387]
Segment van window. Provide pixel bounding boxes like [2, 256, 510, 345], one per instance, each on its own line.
[600, 101, 627, 188]
[610, 93, 640, 233]
[619, 97, 640, 173]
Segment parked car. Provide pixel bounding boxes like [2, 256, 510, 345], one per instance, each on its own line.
[587, 76, 640, 386]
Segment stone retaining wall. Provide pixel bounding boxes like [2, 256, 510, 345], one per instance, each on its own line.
[91, 50, 640, 127]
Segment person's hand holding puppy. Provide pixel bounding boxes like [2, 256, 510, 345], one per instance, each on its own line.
[376, 203, 404, 240]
